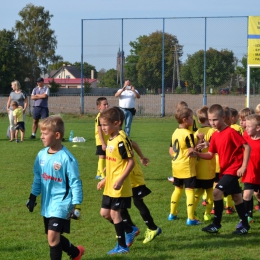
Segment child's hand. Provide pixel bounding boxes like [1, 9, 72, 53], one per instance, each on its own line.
[188, 148, 197, 157]
[237, 166, 246, 177]
[197, 132, 204, 140]
[140, 157, 150, 166]
[97, 179, 106, 190]
[113, 180, 123, 190]
[196, 141, 209, 151]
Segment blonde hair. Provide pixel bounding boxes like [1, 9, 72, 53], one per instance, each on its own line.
[246, 114, 260, 126]
[196, 106, 208, 123]
[11, 80, 21, 91]
[238, 108, 255, 119]
[175, 107, 193, 124]
[255, 104, 260, 115]
[176, 101, 188, 110]
[39, 116, 64, 138]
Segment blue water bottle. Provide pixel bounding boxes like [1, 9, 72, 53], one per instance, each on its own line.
[69, 130, 74, 142]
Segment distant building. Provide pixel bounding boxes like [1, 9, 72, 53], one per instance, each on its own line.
[44, 65, 97, 88]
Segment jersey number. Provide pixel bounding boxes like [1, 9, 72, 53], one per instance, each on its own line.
[172, 139, 180, 161]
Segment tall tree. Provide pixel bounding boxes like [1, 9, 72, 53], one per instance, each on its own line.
[181, 48, 235, 90]
[15, 4, 61, 83]
[73, 62, 97, 78]
[125, 31, 181, 90]
[102, 69, 118, 88]
[0, 29, 27, 93]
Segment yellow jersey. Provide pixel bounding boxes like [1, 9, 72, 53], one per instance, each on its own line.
[231, 124, 243, 136]
[188, 115, 200, 133]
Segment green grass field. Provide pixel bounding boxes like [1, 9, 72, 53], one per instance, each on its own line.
[0, 114, 259, 260]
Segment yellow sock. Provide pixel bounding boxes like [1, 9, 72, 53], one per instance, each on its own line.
[205, 188, 213, 214]
[185, 189, 195, 220]
[225, 195, 234, 208]
[202, 190, 207, 200]
[194, 188, 204, 212]
[100, 158, 106, 178]
[97, 158, 105, 177]
[170, 187, 183, 215]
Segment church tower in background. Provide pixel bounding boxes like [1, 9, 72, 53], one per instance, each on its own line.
[116, 47, 125, 85]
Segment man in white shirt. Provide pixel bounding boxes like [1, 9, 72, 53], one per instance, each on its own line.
[115, 79, 140, 136]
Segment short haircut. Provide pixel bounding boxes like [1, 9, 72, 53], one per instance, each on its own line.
[39, 116, 64, 138]
[175, 107, 193, 124]
[222, 106, 231, 118]
[196, 106, 208, 123]
[246, 114, 260, 126]
[238, 108, 255, 119]
[230, 108, 238, 118]
[100, 107, 120, 123]
[11, 101, 18, 107]
[11, 80, 21, 90]
[255, 104, 260, 114]
[96, 97, 107, 106]
[176, 101, 188, 110]
[113, 106, 125, 126]
[208, 104, 224, 117]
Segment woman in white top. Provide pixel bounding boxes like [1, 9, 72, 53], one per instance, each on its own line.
[115, 79, 140, 136]
[6, 80, 28, 141]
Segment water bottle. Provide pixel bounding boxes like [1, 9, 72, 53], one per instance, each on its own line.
[69, 130, 74, 142]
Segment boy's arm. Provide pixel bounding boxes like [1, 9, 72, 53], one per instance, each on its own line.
[97, 178, 106, 190]
[98, 125, 106, 151]
[192, 150, 214, 160]
[132, 140, 149, 166]
[237, 143, 251, 177]
[13, 115, 17, 125]
[113, 157, 135, 190]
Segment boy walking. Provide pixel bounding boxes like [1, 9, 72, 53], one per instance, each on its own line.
[95, 97, 109, 180]
[26, 116, 85, 260]
[97, 107, 135, 254]
[194, 104, 251, 234]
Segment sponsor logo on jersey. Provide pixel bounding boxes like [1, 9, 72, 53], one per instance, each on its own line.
[53, 161, 62, 171]
[106, 156, 116, 162]
[109, 145, 114, 153]
[42, 172, 62, 183]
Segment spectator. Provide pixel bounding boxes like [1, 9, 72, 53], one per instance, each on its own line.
[115, 79, 140, 136]
[6, 80, 28, 142]
[29, 77, 50, 139]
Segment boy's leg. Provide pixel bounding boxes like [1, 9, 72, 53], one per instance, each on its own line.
[100, 208, 112, 222]
[194, 188, 204, 212]
[233, 193, 250, 228]
[15, 130, 18, 141]
[243, 189, 254, 218]
[212, 188, 224, 226]
[20, 129, 25, 141]
[185, 188, 195, 220]
[205, 188, 213, 215]
[169, 186, 183, 217]
[48, 230, 62, 260]
[60, 235, 84, 259]
[120, 208, 136, 227]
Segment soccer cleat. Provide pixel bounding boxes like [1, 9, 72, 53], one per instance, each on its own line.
[95, 175, 103, 180]
[210, 208, 215, 214]
[167, 177, 174, 183]
[73, 245, 85, 260]
[29, 135, 36, 139]
[226, 207, 235, 214]
[202, 200, 207, 206]
[143, 227, 162, 244]
[168, 213, 177, 221]
[16, 139, 19, 143]
[232, 225, 250, 235]
[202, 223, 221, 233]
[204, 213, 212, 221]
[125, 226, 140, 247]
[186, 218, 201, 226]
[107, 243, 129, 255]
[254, 205, 260, 211]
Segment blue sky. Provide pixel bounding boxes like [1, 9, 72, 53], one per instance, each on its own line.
[1, 1, 259, 71]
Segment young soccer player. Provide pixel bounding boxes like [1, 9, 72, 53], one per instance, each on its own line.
[193, 106, 215, 221]
[11, 101, 25, 142]
[97, 107, 135, 254]
[255, 104, 260, 115]
[239, 114, 260, 225]
[194, 104, 251, 235]
[114, 106, 162, 244]
[26, 116, 84, 260]
[238, 107, 255, 131]
[95, 97, 109, 180]
[230, 108, 243, 135]
[168, 107, 201, 225]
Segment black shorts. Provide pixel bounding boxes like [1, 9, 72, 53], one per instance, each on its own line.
[15, 122, 25, 131]
[101, 195, 131, 210]
[195, 178, 215, 189]
[33, 106, 49, 120]
[244, 183, 260, 192]
[215, 174, 242, 196]
[95, 145, 106, 156]
[173, 176, 196, 189]
[214, 173, 220, 183]
[43, 217, 70, 234]
[132, 185, 151, 199]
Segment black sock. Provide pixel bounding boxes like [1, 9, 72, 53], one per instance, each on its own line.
[60, 235, 79, 259]
[121, 208, 135, 233]
[213, 199, 223, 227]
[244, 199, 253, 218]
[50, 242, 62, 260]
[250, 197, 254, 218]
[134, 198, 157, 230]
[114, 221, 126, 248]
[235, 202, 248, 227]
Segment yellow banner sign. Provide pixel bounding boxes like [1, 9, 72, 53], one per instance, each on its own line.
[248, 16, 260, 65]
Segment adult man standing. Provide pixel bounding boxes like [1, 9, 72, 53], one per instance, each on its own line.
[29, 77, 50, 139]
[115, 79, 140, 136]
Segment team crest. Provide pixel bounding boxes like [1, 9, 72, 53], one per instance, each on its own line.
[108, 145, 114, 153]
[53, 161, 62, 171]
[40, 160, 45, 166]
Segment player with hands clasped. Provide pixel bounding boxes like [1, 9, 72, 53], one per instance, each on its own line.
[26, 116, 85, 260]
[192, 104, 251, 235]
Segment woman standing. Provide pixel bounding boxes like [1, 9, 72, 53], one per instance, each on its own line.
[6, 80, 28, 141]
